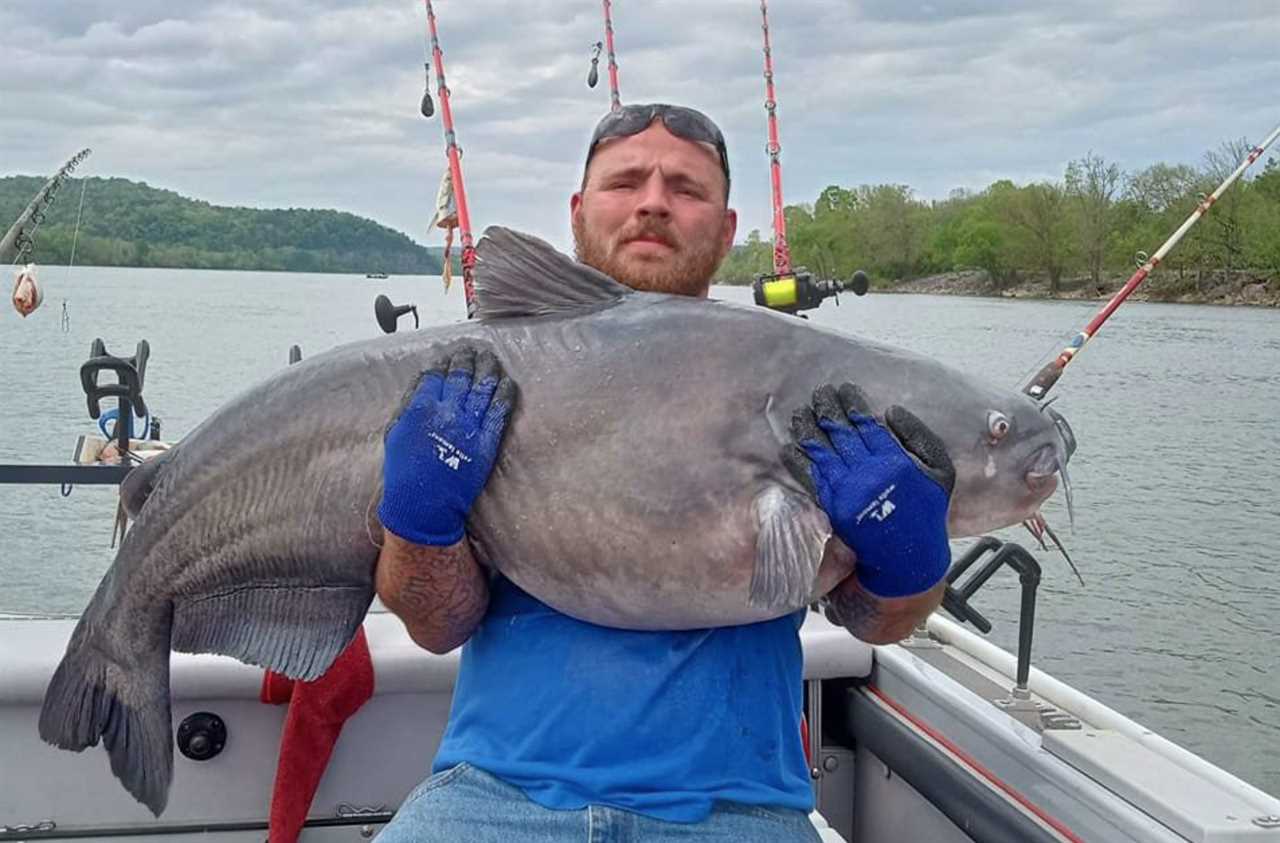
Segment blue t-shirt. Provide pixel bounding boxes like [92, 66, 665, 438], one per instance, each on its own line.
[432, 576, 813, 822]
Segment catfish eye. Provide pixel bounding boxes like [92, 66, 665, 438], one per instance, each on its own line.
[987, 411, 1010, 441]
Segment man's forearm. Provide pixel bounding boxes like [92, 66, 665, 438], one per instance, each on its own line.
[375, 532, 489, 654]
[824, 575, 945, 645]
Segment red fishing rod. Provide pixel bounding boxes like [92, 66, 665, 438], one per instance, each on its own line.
[751, 0, 866, 316]
[586, 0, 622, 111]
[423, 0, 478, 317]
[760, 0, 789, 277]
[1023, 120, 1280, 401]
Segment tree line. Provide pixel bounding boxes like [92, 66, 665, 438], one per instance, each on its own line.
[0, 176, 452, 275]
[716, 142, 1280, 297]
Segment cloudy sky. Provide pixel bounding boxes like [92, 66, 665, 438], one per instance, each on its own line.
[2, 1, 1276, 251]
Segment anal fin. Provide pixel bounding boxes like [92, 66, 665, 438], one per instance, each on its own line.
[172, 582, 374, 682]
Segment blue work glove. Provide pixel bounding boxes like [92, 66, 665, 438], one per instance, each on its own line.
[378, 346, 517, 546]
[782, 383, 955, 598]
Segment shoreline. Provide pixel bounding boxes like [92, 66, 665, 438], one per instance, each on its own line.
[879, 270, 1280, 309]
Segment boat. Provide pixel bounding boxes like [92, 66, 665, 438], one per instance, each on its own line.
[4, 591, 1280, 841]
[2, 331, 1278, 843]
[365, 272, 390, 280]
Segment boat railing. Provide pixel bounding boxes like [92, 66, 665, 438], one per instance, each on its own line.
[0, 336, 155, 488]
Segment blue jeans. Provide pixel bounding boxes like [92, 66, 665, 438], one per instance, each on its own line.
[376, 763, 822, 842]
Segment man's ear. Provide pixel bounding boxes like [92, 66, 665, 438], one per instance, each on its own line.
[570, 191, 583, 226]
[720, 208, 738, 258]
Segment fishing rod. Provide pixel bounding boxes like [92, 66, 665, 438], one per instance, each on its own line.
[760, 0, 788, 278]
[1, 148, 92, 266]
[1023, 120, 1280, 401]
[422, 0, 478, 317]
[751, 1, 866, 316]
[586, 0, 622, 111]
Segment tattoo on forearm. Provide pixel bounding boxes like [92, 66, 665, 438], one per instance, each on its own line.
[825, 578, 946, 644]
[379, 540, 488, 648]
[824, 583, 882, 634]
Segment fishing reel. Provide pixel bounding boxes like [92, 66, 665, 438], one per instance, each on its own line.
[752, 268, 869, 317]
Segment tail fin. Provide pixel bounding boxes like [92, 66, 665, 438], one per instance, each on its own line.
[39, 628, 173, 816]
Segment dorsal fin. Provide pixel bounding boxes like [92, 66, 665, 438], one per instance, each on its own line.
[473, 226, 631, 320]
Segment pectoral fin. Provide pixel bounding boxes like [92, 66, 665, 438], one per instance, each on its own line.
[750, 485, 832, 611]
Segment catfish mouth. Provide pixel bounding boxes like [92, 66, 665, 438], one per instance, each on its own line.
[948, 405, 1077, 542]
[947, 442, 1061, 537]
[1025, 443, 1060, 498]
[1024, 406, 1076, 534]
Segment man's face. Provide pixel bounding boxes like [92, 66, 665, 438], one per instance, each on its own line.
[571, 121, 737, 297]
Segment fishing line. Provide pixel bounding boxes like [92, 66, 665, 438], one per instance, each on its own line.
[65, 177, 88, 284]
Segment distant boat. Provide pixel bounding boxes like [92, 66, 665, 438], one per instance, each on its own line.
[366, 272, 389, 279]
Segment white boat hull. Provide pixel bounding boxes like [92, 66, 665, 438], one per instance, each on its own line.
[2, 610, 1277, 842]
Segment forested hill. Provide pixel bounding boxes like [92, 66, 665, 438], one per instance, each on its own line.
[0, 176, 450, 274]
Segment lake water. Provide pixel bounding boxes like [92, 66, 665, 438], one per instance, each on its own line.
[2, 265, 1277, 794]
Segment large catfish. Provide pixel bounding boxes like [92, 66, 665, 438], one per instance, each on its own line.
[40, 227, 1073, 815]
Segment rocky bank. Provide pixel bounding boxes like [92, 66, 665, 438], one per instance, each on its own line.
[886, 270, 1279, 308]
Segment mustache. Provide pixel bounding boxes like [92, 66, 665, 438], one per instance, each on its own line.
[617, 221, 679, 249]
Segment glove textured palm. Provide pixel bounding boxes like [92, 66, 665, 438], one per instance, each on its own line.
[783, 383, 955, 598]
[379, 347, 517, 546]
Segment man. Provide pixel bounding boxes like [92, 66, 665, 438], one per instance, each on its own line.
[373, 104, 951, 841]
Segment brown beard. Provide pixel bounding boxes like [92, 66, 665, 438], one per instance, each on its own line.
[572, 213, 725, 296]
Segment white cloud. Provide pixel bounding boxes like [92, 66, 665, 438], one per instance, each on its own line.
[2, 0, 1276, 253]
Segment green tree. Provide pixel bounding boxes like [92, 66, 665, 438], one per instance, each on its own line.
[714, 228, 773, 284]
[1000, 182, 1074, 294]
[953, 218, 1008, 285]
[1201, 138, 1256, 278]
[1065, 152, 1122, 286]
[1122, 162, 1203, 286]
[923, 189, 978, 273]
[855, 184, 929, 280]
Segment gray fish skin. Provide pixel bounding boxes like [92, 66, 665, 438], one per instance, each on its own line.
[38, 228, 1070, 815]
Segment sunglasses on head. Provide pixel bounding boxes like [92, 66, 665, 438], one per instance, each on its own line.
[586, 103, 731, 195]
